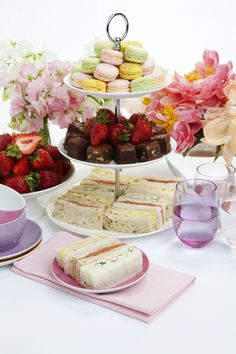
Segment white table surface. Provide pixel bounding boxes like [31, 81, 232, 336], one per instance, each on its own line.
[1, 158, 236, 354]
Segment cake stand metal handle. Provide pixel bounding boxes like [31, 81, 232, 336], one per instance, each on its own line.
[115, 168, 121, 199]
[106, 13, 129, 51]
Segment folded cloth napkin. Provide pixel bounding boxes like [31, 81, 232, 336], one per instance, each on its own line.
[12, 231, 195, 323]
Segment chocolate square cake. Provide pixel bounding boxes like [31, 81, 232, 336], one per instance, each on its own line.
[136, 140, 162, 162]
[151, 134, 171, 155]
[64, 121, 85, 149]
[114, 143, 137, 164]
[87, 144, 114, 164]
[65, 135, 89, 161]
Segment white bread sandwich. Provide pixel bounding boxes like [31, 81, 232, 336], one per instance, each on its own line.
[56, 235, 122, 269]
[126, 177, 181, 201]
[79, 244, 143, 289]
[104, 207, 157, 233]
[56, 235, 143, 289]
[89, 168, 140, 185]
[121, 192, 173, 222]
[52, 197, 105, 230]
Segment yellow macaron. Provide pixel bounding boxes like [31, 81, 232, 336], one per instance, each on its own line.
[81, 79, 106, 92]
[120, 41, 143, 53]
[119, 63, 143, 80]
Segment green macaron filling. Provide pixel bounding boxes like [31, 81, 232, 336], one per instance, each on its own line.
[130, 76, 157, 92]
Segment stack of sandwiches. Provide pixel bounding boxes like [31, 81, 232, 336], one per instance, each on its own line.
[52, 168, 181, 234]
[56, 235, 143, 289]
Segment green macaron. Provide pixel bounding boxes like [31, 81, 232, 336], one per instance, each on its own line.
[94, 40, 114, 57]
[130, 75, 158, 92]
[80, 57, 101, 74]
[124, 46, 148, 64]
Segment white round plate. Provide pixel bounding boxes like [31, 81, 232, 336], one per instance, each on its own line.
[64, 73, 172, 99]
[47, 202, 172, 239]
[58, 138, 176, 170]
[22, 165, 75, 200]
[51, 250, 149, 294]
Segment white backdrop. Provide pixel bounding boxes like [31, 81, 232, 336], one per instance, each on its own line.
[1, 0, 236, 135]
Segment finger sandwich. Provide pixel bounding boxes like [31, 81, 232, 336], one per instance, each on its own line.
[56, 235, 143, 289]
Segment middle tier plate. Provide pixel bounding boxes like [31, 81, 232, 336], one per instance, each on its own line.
[64, 73, 172, 99]
[58, 138, 176, 170]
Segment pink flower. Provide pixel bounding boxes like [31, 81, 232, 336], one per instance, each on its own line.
[17, 63, 38, 84]
[69, 91, 85, 109]
[51, 110, 75, 129]
[10, 93, 26, 117]
[47, 60, 72, 82]
[47, 85, 70, 113]
[171, 121, 196, 153]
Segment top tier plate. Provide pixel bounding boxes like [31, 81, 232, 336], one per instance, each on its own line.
[63, 73, 172, 99]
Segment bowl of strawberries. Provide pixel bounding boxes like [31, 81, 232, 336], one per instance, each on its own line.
[0, 132, 75, 218]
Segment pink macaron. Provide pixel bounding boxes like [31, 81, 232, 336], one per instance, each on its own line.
[101, 49, 123, 66]
[142, 57, 155, 75]
[71, 72, 93, 88]
[107, 79, 130, 93]
[94, 63, 119, 82]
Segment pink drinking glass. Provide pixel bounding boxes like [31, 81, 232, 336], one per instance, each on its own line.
[172, 179, 219, 248]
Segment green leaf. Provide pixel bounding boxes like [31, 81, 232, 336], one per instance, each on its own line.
[25, 172, 40, 192]
[2, 88, 9, 101]
[214, 145, 222, 161]
[6, 144, 23, 159]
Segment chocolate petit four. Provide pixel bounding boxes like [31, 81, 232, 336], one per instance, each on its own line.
[64, 121, 85, 149]
[66, 135, 89, 161]
[151, 134, 171, 155]
[136, 140, 162, 162]
[114, 143, 137, 164]
[87, 144, 114, 164]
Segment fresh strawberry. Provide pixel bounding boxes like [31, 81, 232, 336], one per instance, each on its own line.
[131, 120, 153, 144]
[0, 152, 14, 177]
[13, 156, 30, 176]
[108, 124, 131, 144]
[96, 109, 116, 125]
[62, 160, 72, 175]
[2, 174, 39, 194]
[14, 133, 41, 155]
[12, 132, 40, 142]
[43, 145, 63, 160]
[129, 113, 146, 126]
[53, 160, 63, 177]
[37, 170, 62, 190]
[0, 133, 12, 151]
[30, 148, 55, 170]
[84, 118, 94, 137]
[118, 115, 128, 124]
[90, 124, 108, 146]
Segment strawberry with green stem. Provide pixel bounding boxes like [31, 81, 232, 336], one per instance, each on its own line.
[108, 124, 131, 144]
[30, 148, 55, 170]
[131, 120, 153, 144]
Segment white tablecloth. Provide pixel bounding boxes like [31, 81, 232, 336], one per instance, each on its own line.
[1, 159, 236, 354]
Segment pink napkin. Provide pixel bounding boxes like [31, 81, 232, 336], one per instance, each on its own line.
[12, 231, 195, 323]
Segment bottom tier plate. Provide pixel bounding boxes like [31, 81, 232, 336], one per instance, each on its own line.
[47, 203, 172, 239]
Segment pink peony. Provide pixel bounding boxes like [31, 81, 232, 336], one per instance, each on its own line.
[171, 121, 197, 153]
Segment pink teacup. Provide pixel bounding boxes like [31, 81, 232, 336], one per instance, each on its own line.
[0, 212, 26, 251]
[0, 185, 25, 224]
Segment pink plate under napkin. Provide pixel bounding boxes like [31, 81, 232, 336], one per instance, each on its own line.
[12, 231, 195, 323]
